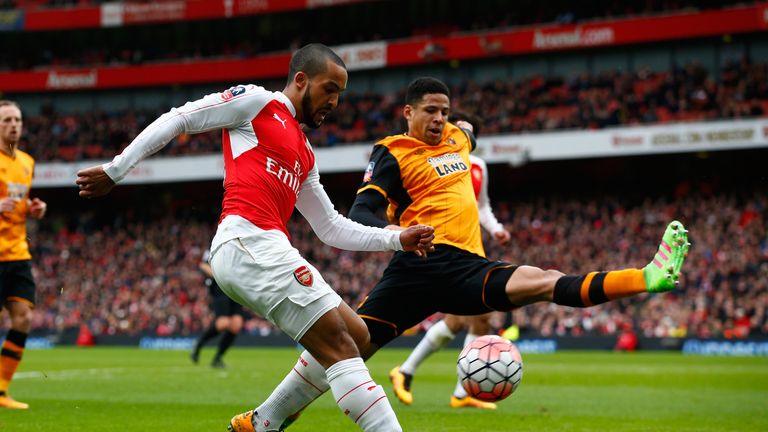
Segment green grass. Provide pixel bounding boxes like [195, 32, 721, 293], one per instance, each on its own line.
[2, 347, 767, 431]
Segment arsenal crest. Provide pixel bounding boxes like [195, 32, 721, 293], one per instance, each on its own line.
[293, 266, 313, 287]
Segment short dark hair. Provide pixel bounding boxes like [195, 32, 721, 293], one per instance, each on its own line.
[448, 111, 482, 136]
[405, 77, 450, 106]
[287, 43, 346, 85]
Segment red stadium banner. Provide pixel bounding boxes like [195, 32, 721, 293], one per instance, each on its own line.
[3, 4, 767, 92]
[386, 4, 768, 65]
[24, 6, 100, 30]
[0, 54, 291, 92]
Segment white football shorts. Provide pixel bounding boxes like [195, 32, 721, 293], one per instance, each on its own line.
[209, 224, 341, 341]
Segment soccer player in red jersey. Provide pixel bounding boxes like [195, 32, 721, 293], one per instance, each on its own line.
[76, 44, 435, 432]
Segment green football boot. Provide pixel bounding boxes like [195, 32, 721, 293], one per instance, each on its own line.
[644, 220, 690, 293]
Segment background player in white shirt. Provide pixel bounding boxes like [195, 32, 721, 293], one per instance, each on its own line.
[390, 113, 512, 410]
[76, 43, 435, 432]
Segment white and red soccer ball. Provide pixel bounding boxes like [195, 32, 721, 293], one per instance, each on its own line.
[457, 335, 523, 402]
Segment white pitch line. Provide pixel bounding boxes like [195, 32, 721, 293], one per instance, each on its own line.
[13, 367, 210, 381]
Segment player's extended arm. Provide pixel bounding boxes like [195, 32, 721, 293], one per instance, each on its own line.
[76, 86, 263, 198]
[476, 174, 505, 236]
[296, 165, 434, 254]
[474, 158, 510, 245]
[348, 189, 389, 229]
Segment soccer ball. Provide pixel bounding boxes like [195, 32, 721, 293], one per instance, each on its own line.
[457, 335, 523, 402]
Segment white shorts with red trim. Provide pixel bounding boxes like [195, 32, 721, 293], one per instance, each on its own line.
[209, 219, 341, 341]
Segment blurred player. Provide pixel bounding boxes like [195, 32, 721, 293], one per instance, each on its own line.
[0, 100, 47, 409]
[76, 44, 436, 432]
[390, 112, 512, 410]
[190, 248, 244, 369]
[249, 77, 690, 429]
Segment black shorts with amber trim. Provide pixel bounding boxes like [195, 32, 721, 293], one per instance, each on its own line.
[356, 245, 517, 347]
[0, 260, 36, 307]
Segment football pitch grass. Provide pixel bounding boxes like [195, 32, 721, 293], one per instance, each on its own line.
[2, 347, 766, 431]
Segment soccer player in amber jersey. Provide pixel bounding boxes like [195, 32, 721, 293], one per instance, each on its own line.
[76, 44, 435, 432]
[390, 111, 512, 410]
[0, 100, 47, 410]
[249, 77, 690, 430]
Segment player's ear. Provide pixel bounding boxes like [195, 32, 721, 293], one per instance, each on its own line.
[294, 71, 309, 90]
[403, 104, 413, 121]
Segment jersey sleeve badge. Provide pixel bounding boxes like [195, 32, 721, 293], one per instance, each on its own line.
[220, 85, 247, 101]
[363, 161, 375, 182]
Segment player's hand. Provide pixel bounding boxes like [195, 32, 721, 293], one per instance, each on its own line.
[455, 120, 474, 133]
[399, 224, 436, 257]
[76, 165, 116, 198]
[27, 197, 47, 219]
[0, 197, 19, 212]
[493, 229, 511, 246]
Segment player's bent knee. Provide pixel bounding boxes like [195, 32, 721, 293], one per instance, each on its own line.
[338, 303, 371, 352]
[301, 310, 362, 367]
[8, 302, 32, 330]
[316, 332, 360, 367]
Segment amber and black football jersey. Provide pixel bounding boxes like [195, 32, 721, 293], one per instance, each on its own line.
[357, 123, 485, 257]
[0, 149, 34, 262]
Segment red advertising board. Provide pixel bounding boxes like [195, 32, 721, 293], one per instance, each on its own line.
[386, 5, 767, 66]
[0, 53, 291, 92]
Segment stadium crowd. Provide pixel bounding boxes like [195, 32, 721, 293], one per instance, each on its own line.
[22, 188, 768, 340]
[17, 59, 768, 162]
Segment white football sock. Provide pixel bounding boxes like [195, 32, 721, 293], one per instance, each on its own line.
[327, 357, 402, 431]
[254, 351, 329, 428]
[400, 320, 456, 375]
[453, 333, 480, 398]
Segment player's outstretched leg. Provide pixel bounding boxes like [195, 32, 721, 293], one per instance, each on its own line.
[551, 220, 690, 308]
[644, 220, 689, 293]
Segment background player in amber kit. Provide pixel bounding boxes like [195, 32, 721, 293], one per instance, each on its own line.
[190, 248, 244, 369]
[248, 77, 689, 430]
[0, 100, 47, 410]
